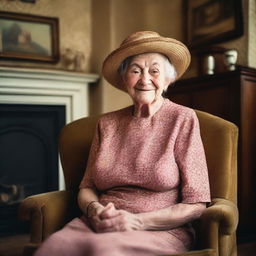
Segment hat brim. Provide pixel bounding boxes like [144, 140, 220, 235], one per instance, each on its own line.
[102, 37, 191, 91]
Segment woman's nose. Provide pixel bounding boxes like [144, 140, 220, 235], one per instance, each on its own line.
[140, 72, 151, 85]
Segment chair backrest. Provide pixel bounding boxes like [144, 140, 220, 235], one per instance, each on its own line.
[195, 110, 238, 203]
[59, 110, 238, 204]
[59, 114, 101, 191]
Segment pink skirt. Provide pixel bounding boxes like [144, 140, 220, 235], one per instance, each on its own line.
[34, 216, 193, 256]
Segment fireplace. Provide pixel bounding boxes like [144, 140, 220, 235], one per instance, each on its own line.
[0, 104, 65, 235]
[0, 67, 99, 235]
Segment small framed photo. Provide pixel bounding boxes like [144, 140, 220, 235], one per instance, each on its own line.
[0, 11, 59, 62]
[185, 0, 243, 49]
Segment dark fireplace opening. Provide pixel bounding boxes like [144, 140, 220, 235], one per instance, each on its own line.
[0, 104, 66, 236]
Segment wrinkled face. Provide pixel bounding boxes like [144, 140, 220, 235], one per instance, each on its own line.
[122, 53, 172, 105]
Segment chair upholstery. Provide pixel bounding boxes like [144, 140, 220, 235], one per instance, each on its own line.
[19, 110, 238, 256]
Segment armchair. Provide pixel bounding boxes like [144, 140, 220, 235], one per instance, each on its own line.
[19, 110, 238, 256]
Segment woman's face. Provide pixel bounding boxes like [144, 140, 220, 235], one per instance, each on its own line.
[122, 53, 172, 105]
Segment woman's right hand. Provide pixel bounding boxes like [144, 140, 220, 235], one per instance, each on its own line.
[86, 201, 104, 231]
[88, 202, 120, 233]
[87, 201, 104, 218]
[92, 203, 144, 233]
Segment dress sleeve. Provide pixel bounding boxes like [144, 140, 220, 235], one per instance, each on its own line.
[79, 120, 101, 189]
[174, 110, 211, 204]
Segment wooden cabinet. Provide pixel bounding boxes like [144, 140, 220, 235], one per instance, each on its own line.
[166, 66, 256, 242]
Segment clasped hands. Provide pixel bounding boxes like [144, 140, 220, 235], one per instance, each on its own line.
[87, 202, 143, 233]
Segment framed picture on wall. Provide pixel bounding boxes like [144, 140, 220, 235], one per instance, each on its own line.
[0, 11, 59, 62]
[185, 0, 243, 49]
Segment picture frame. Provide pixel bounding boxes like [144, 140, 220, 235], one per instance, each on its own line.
[185, 0, 243, 49]
[0, 11, 59, 62]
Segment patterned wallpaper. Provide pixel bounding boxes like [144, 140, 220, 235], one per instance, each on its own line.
[248, 0, 256, 68]
[0, 0, 92, 71]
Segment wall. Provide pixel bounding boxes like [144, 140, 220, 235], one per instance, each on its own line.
[0, 0, 92, 71]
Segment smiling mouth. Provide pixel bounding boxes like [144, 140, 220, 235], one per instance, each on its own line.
[135, 88, 154, 91]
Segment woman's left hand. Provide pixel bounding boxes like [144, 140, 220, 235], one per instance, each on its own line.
[93, 203, 143, 232]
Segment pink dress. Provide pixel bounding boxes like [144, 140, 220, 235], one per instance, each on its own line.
[35, 99, 211, 256]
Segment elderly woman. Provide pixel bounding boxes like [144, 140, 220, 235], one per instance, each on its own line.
[35, 31, 211, 256]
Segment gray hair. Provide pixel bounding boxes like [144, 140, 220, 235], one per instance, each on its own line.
[118, 53, 177, 83]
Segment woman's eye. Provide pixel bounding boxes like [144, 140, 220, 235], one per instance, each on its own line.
[131, 69, 140, 74]
[151, 69, 159, 74]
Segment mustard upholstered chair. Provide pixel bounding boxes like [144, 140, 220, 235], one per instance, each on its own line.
[19, 110, 239, 256]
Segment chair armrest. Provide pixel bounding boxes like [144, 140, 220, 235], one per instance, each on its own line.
[18, 190, 80, 243]
[201, 198, 238, 235]
[170, 198, 237, 256]
[194, 198, 238, 256]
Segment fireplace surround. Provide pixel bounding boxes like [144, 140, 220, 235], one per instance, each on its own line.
[0, 67, 99, 190]
[0, 67, 98, 235]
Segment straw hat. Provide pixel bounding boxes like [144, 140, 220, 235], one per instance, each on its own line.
[102, 31, 191, 91]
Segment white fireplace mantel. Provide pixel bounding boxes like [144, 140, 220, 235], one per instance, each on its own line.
[0, 67, 99, 123]
[0, 66, 99, 190]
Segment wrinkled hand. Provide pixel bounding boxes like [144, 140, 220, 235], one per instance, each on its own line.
[89, 202, 143, 233]
[86, 201, 105, 231]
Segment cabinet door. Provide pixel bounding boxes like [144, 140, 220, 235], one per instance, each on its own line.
[239, 77, 256, 237]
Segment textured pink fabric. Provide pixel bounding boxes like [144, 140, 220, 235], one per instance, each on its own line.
[35, 99, 211, 256]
